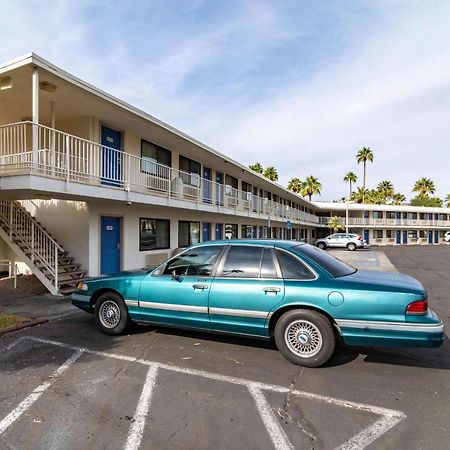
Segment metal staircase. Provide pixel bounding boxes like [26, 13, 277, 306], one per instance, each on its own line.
[0, 200, 86, 295]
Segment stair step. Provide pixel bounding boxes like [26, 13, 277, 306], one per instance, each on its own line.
[59, 287, 78, 295]
[59, 278, 85, 287]
[42, 265, 81, 275]
[49, 271, 86, 281]
[2, 201, 87, 297]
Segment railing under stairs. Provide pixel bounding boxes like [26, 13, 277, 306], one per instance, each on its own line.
[0, 200, 85, 295]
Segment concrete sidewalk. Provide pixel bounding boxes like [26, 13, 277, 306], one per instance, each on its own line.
[0, 276, 77, 321]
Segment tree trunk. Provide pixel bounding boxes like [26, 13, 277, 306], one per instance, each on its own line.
[362, 161, 366, 202]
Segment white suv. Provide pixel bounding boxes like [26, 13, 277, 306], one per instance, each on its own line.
[314, 233, 367, 251]
[444, 231, 450, 243]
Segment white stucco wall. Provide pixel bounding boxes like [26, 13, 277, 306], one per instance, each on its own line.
[86, 200, 315, 277]
[21, 199, 89, 271]
[0, 236, 32, 275]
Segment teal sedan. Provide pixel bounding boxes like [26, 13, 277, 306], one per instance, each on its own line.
[72, 240, 444, 367]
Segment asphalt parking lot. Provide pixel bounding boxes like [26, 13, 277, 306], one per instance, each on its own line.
[0, 246, 449, 450]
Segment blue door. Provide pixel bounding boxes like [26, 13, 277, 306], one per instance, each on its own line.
[215, 223, 223, 240]
[101, 126, 121, 186]
[216, 172, 224, 205]
[203, 167, 212, 204]
[396, 212, 401, 224]
[363, 229, 369, 244]
[434, 231, 439, 243]
[396, 230, 401, 244]
[403, 230, 408, 244]
[202, 222, 211, 242]
[428, 231, 433, 244]
[101, 217, 121, 274]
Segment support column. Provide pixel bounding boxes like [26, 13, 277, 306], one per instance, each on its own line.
[32, 67, 39, 167]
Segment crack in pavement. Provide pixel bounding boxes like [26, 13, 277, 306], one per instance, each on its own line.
[135, 329, 159, 361]
[278, 368, 318, 449]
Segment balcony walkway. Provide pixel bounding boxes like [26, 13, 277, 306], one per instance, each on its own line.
[0, 122, 320, 227]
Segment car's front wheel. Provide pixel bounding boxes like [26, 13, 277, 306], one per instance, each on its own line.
[347, 242, 357, 251]
[94, 292, 130, 335]
[274, 309, 335, 367]
[317, 241, 327, 250]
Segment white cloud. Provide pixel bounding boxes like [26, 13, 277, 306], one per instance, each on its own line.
[1, 0, 449, 202]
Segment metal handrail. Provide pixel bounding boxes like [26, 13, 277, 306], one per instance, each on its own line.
[0, 259, 18, 289]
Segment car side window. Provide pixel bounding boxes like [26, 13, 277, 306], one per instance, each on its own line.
[221, 246, 263, 278]
[162, 245, 224, 277]
[260, 248, 278, 279]
[276, 249, 315, 280]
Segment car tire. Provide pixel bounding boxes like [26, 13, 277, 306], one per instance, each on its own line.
[274, 309, 335, 367]
[347, 243, 357, 251]
[94, 292, 130, 335]
[317, 242, 327, 250]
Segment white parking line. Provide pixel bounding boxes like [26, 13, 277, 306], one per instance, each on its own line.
[124, 364, 159, 450]
[1, 337, 406, 450]
[0, 349, 82, 435]
[248, 385, 293, 450]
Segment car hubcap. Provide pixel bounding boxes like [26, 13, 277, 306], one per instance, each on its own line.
[285, 320, 323, 358]
[99, 301, 121, 328]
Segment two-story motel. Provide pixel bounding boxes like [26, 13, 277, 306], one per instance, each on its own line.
[0, 53, 449, 294]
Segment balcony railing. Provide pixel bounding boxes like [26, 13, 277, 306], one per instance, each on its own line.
[0, 122, 319, 226]
[318, 216, 450, 228]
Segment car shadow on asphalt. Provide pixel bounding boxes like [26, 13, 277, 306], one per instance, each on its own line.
[345, 338, 450, 369]
[131, 323, 278, 351]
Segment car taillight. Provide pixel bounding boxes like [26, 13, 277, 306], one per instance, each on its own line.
[358, 235, 363, 240]
[406, 300, 428, 315]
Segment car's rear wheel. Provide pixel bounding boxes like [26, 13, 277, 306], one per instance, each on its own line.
[347, 242, 357, 251]
[274, 309, 335, 367]
[317, 242, 327, 250]
[94, 292, 130, 335]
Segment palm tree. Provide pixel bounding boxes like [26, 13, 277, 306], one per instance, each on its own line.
[391, 193, 406, 205]
[249, 162, 263, 174]
[263, 166, 278, 182]
[413, 178, 435, 198]
[356, 147, 374, 202]
[343, 172, 357, 200]
[287, 177, 302, 193]
[377, 180, 394, 203]
[326, 216, 345, 233]
[445, 194, 450, 208]
[351, 187, 369, 203]
[300, 175, 322, 201]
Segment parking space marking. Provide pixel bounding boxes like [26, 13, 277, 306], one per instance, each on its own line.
[1, 336, 406, 450]
[124, 364, 159, 450]
[248, 385, 293, 450]
[0, 349, 82, 435]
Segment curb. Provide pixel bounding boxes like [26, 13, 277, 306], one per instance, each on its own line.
[0, 318, 49, 336]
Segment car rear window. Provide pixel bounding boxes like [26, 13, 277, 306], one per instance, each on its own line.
[292, 244, 356, 278]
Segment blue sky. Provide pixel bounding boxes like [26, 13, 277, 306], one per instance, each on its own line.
[1, 0, 449, 201]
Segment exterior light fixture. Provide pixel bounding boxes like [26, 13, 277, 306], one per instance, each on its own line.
[39, 81, 57, 92]
[0, 76, 12, 90]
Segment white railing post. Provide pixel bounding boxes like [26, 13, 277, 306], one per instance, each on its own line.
[9, 202, 13, 238]
[31, 222, 35, 264]
[54, 245, 58, 294]
[65, 134, 70, 188]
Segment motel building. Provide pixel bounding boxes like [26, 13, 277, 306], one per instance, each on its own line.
[0, 53, 449, 295]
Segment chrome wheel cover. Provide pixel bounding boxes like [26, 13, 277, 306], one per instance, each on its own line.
[99, 300, 121, 329]
[284, 319, 323, 358]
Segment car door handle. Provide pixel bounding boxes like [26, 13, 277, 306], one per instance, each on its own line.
[263, 287, 281, 294]
[193, 284, 209, 290]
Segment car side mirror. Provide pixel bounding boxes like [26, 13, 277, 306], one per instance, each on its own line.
[171, 270, 182, 282]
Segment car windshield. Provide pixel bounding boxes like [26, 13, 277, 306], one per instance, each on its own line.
[292, 244, 356, 278]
